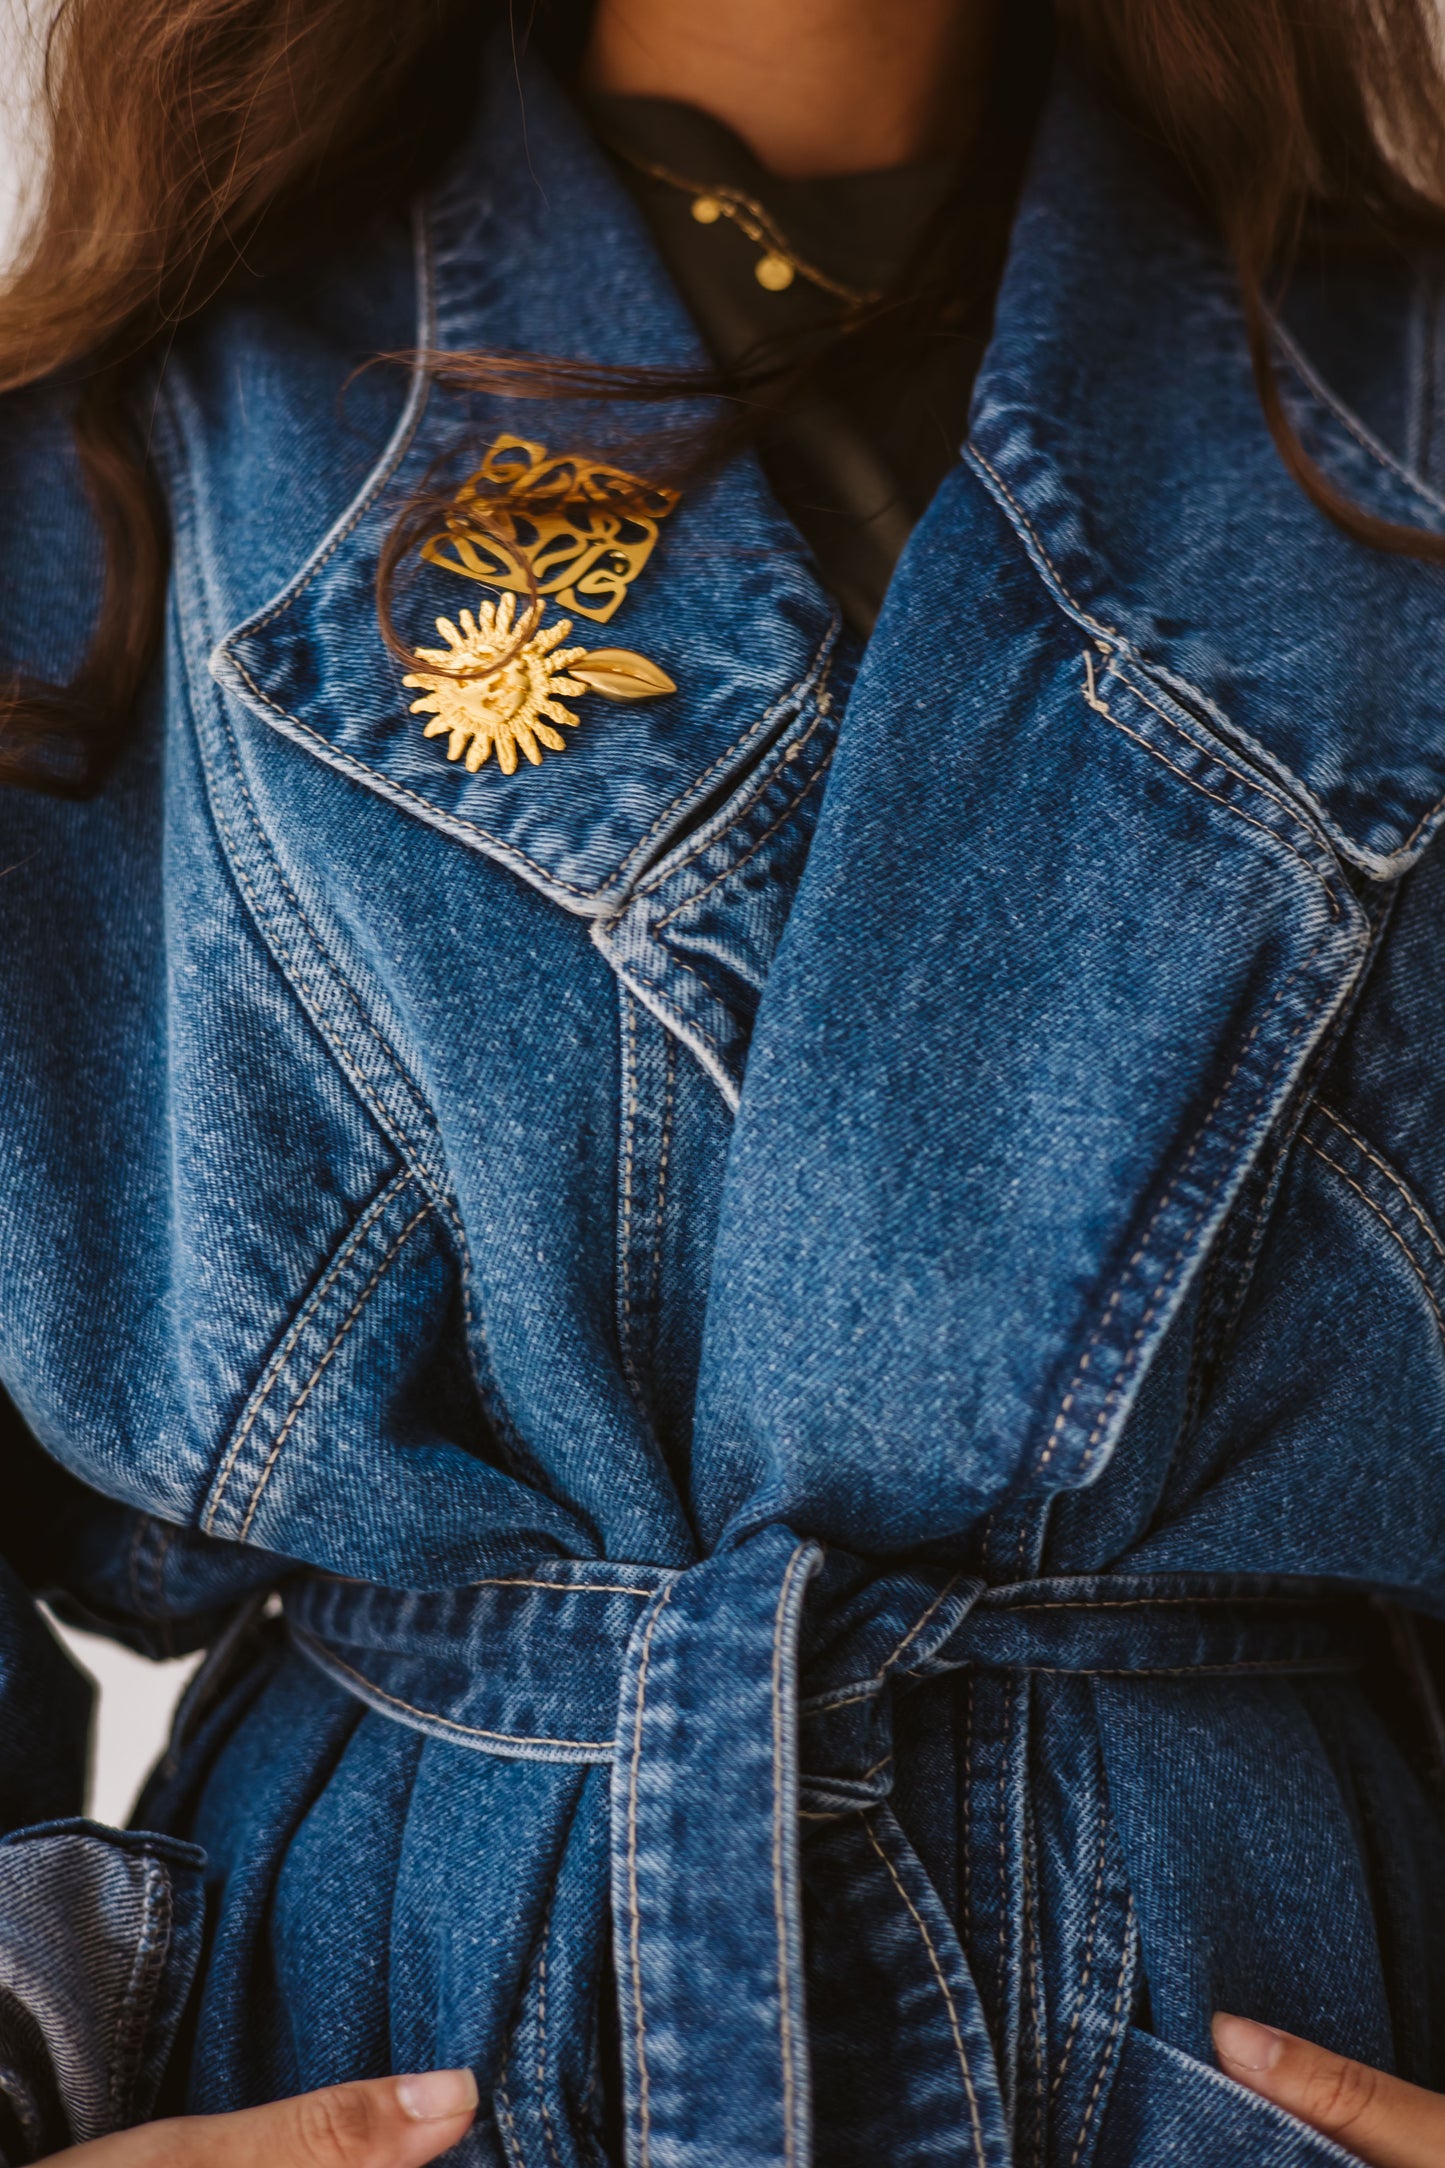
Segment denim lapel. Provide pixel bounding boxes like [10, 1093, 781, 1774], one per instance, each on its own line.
[688, 72, 1403, 1549]
[966, 68, 1445, 880]
[211, 36, 835, 917]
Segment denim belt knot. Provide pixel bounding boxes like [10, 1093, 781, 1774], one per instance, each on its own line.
[285, 1529, 1366, 2168]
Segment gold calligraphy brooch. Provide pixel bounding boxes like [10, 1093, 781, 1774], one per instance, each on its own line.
[407, 435, 678, 777]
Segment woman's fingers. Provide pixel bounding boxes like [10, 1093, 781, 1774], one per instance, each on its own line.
[1213, 2015, 1445, 2168]
[50, 2068, 479, 2168]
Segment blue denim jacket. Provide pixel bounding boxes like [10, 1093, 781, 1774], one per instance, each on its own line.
[2, 28, 1444, 2168]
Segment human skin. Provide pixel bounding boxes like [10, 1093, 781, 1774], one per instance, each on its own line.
[35, 4, 1445, 2165]
[582, 0, 997, 175]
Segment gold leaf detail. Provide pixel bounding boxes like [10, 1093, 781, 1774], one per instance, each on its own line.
[420, 435, 679, 624]
[567, 651, 677, 701]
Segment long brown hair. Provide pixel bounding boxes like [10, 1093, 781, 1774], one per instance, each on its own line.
[2, 0, 1444, 795]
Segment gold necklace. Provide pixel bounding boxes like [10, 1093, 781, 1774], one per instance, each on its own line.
[610, 147, 880, 308]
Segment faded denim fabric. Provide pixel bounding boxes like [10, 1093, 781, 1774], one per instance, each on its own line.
[1, 24, 1445, 2167]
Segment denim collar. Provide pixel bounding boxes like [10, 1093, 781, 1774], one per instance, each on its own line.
[213, 42, 838, 917]
[215, 39, 1445, 905]
[966, 73, 1445, 879]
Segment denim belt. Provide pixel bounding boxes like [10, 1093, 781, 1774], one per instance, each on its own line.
[284, 1526, 1366, 2168]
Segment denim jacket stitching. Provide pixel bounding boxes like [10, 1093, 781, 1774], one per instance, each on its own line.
[290, 1624, 616, 1754]
[1083, 660, 1339, 916]
[106, 1855, 171, 2131]
[636, 673, 835, 913]
[1276, 320, 1445, 525]
[623, 1582, 673, 2167]
[221, 622, 835, 914]
[965, 445, 1120, 645]
[1314, 1103, 1445, 1273]
[653, 1034, 676, 1318]
[1021, 1802, 1046, 2168]
[651, 743, 836, 938]
[535, 1896, 565, 2168]
[617, 993, 648, 1411]
[1037, 908, 1348, 1490]
[1303, 1138, 1445, 1345]
[1048, 1794, 1108, 2107]
[862, 1815, 988, 2168]
[969, 441, 1445, 869]
[995, 1681, 1015, 2053]
[495, 2024, 527, 2168]
[236, 1199, 435, 1539]
[1067, 1898, 1135, 2168]
[192, 609, 509, 1454]
[205, 1168, 417, 1532]
[771, 1544, 810, 2168]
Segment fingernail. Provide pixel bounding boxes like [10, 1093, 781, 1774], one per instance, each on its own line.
[1213, 2014, 1285, 2074]
[395, 2068, 480, 2121]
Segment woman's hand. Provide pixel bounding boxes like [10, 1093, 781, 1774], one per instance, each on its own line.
[45, 2069, 478, 2167]
[1214, 2014, 1445, 2168]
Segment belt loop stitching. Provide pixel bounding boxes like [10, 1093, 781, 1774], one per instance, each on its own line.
[883, 1572, 968, 1674]
[624, 1581, 673, 2168]
[536, 1897, 564, 2168]
[1049, 1791, 1109, 2106]
[772, 1545, 812, 2168]
[863, 1815, 988, 2168]
[995, 1680, 1015, 2039]
[1067, 1897, 1136, 2168]
[1022, 1807, 1046, 2168]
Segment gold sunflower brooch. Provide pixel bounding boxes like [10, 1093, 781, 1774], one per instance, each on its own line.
[403, 593, 676, 777]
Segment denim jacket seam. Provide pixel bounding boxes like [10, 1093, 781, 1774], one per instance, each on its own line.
[609, 950, 731, 1068]
[634, 659, 836, 913]
[862, 1814, 989, 2168]
[160, 431, 448, 1187]
[1067, 1897, 1135, 2168]
[969, 441, 1445, 868]
[535, 1895, 564, 2168]
[1048, 1793, 1109, 2108]
[1035, 901, 1351, 1491]
[1276, 319, 1445, 525]
[191, 623, 505, 1442]
[221, 622, 836, 916]
[291, 1622, 617, 1754]
[106, 1854, 171, 2131]
[1083, 659, 1339, 915]
[204, 1168, 417, 1533]
[623, 1583, 674, 2168]
[650, 741, 836, 936]
[771, 1544, 810, 2168]
[617, 993, 650, 1416]
[1098, 661, 1344, 905]
[236, 1198, 436, 1540]
[1313, 1102, 1445, 1274]
[1302, 1137, 1445, 1347]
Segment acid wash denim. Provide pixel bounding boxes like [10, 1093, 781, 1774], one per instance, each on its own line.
[1, 27, 1445, 2168]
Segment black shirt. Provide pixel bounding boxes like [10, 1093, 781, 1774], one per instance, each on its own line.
[585, 93, 996, 631]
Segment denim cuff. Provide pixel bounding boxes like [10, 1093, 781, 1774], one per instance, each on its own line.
[0, 1820, 205, 2161]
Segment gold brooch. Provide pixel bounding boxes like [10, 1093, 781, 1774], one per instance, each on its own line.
[421, 435, 678, 624]
[410, 435, 678, 777]
[403, 594, 675, 777]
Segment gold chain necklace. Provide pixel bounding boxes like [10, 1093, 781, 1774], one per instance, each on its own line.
[609, 146, 881, 309]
